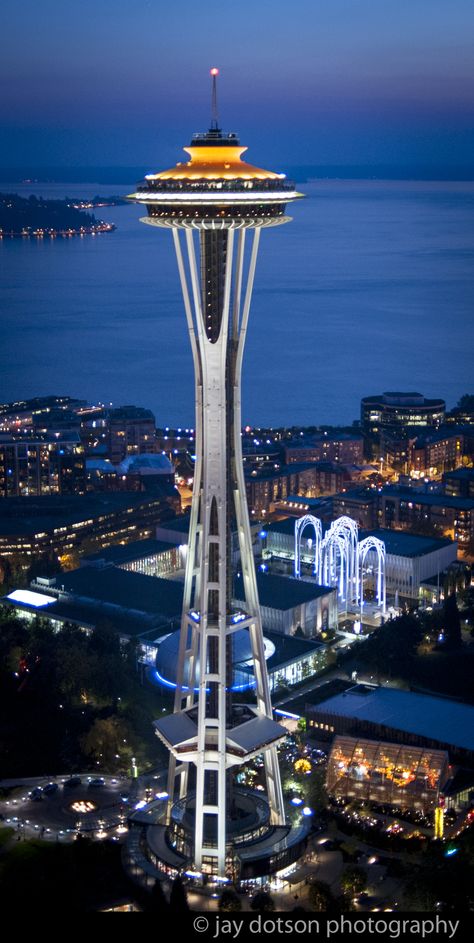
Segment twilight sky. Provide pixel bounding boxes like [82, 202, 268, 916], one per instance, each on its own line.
[1, 0, 473, 171]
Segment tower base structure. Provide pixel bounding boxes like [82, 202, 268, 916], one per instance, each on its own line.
[124, 786, 312, 889]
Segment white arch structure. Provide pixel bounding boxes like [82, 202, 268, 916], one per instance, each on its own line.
[320, 532, 351, 601]
[294, 514, 322, 578]
[319, 516, 359, 603]
[358, 536, 386, 613]
[293, 514, 386, 614]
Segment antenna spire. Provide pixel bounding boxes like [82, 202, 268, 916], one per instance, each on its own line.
[210, 67, 219, 130]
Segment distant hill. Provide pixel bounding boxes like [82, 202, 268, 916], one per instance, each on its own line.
[0, 193, 115, 237]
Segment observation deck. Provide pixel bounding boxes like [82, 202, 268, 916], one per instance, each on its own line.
[128, 127, 302, 229]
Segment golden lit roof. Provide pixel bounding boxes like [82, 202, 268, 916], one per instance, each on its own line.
[146, 145, 283, 182]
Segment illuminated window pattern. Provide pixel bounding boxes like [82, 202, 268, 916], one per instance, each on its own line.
[327, 736, 449, 810]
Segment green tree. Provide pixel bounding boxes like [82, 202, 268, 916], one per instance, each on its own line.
[250, 891, 275, 912]
[340, 865, 366, 897]
[443, 593, 462, 649]
[308, 880, 335, 912]
[169, 874, 189, 912]
[80, 716, 131, 770]
[148, 878, 170, 912]
[457, 394, 474, 411]
[306, 767, 328, 812]
[218, 888, 242, 911]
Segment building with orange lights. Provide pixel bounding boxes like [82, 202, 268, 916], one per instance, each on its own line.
[327, 735, 449, 811]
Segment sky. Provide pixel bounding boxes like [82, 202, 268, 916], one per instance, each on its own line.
[1, 0, 474, 171]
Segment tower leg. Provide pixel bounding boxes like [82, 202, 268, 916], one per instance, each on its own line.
[165, 223, 286, 876]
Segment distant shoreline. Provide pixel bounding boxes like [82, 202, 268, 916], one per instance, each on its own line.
[0, 223, 115, 239]
[1, 165, 473, 185]
[0, 192, 116, 240]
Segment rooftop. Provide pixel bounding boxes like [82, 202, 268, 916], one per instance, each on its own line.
[82, 537, 182, 566]
[2, 594, 162, 639]
[311, 685, 474, 753]
[266, 517, 456, 557]
[48, 565, 184, 620]
[239, 630, 323, 675]
[156, 515, 192, 536]
[360, 528, 454, 558]
[444, 468, 474, 481]
[119, 453, 174, 474]
[381, 485, 474, 510]
[0, 492, 163, 537]
[247, 461, 318, 482]
[234, 571, 334, 610]
[362, 393, 445, 408]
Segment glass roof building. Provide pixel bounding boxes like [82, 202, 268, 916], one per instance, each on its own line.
[327, 735, 449, 810]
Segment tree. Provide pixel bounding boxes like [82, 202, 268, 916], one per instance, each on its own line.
[26, 553, 62, 583]
[306, 767, 328, 813]
[359, 613, 422, 678]
[457, 394, 474, 411]
[250, 891, 275, 912]
[148, 878, 170, 912]
[443, 593, 462, 649]
[80, 716, 131, 770]
[169, 874, 189, 912]
[340, 865, 366, 897]
[218, 888, 242, 912]
[308, 880, 335, 912]
[0, 556, 12, 588]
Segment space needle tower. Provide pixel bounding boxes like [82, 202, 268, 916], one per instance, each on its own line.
[130, 71, 303, 880]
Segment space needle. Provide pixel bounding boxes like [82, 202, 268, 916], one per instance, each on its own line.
[130, 70, 303, 881]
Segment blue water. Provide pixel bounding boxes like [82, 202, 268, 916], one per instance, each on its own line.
[1, 179, 473, 427]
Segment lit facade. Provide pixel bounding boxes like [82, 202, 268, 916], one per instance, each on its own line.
[0, 492, 167, 566]
[0, 433, 85, 497]
[327, 736, 449, 811]
[361, 392, 445, 436]
[130, 76, 303, 879]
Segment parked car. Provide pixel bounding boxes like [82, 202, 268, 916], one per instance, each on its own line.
[63, 776, 82, 788]
[43, 782, 59, 796]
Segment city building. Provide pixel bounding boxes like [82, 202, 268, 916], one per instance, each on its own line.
[127, 75, 307, 882]
[85, 453, 180, 506]
[307, 684, 474, 768]
[326, 736, 449, 811]
[81, 535, 185, 577]
[0, 431, 85, 496]
[271, 494, 333, 519]
[444, 467, 474, 499]
[0, 395, 87, 433]
[359, 529, 457, 602]
[234, 571, 338, 637]
[262, 517, 457, 603]
[0, 492, 173, 568]
[381, 427, 471, 477]
[155, 628, 328, 695]
[246, 462, 320, 516]
[106, 406, 157, 464]
[377, 485, 474, 549]
[3, 566, 183, 655]
[409, 429, 465, 477]
[332, 489, 377, 529]
[284, 432, 364, 466]
[361, 392, 445, 457]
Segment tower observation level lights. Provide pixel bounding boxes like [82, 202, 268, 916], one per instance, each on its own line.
[129, 71, 303, 881]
